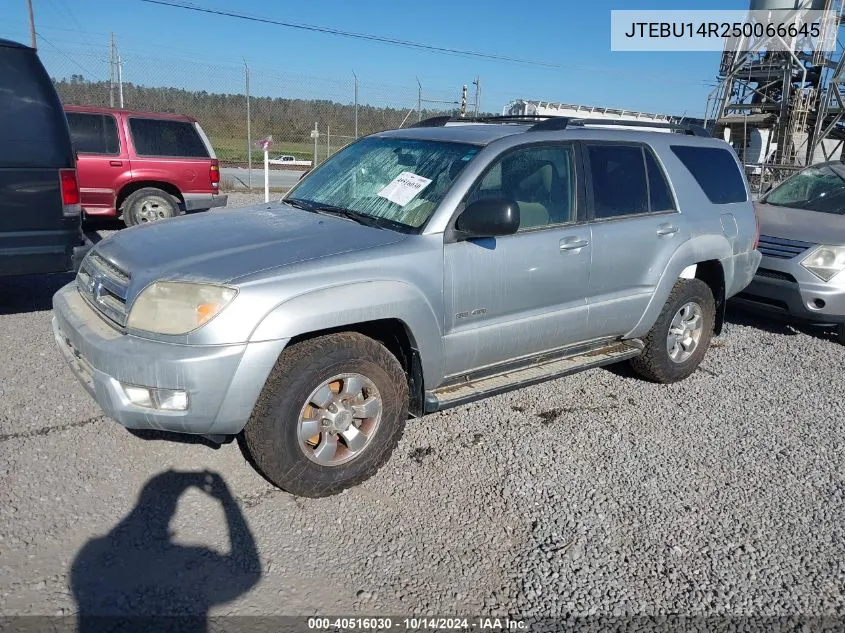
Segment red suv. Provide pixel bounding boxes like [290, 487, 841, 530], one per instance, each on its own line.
[64, 106, 227, 226]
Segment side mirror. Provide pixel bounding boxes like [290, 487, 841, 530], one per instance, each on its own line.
[455, 197, 520, 239]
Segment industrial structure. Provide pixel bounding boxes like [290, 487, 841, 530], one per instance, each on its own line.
[706, 0, 845, 192]
[503, 100, 705, 133]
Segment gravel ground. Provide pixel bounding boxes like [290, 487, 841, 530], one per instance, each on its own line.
[1, 194, 843, 627]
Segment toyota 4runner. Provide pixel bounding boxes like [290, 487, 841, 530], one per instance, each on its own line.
[52, 115, 761, 497]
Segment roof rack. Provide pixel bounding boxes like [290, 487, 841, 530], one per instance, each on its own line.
[409, 114, 710, 137]
[409, 114, 549, 128]
[558, 118, 710, 137]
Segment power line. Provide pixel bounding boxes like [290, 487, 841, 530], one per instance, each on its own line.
[45, 0, 85, 33]
[138, 0, 561, 68]
[36, 32, 99, 79]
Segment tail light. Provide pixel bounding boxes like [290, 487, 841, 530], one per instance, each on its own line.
[60, 168, 82, 217]
[210, 162, 220, 188]
[752, 201, 761, 249]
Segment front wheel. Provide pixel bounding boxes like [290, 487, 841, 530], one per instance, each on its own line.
[243, 332, 408, 497]
[630, 278, 715, 384]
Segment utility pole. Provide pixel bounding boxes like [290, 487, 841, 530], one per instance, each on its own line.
[26, 0, 37, 49]
[416, 77, 422, 122]
[117, 55, 124, 107]
[311, 122, 320, 166]
[473, 76, 480, 117]
[352, 71, 359, 139]
[244, 61, 252, 188]
[109, 33, 115, 108]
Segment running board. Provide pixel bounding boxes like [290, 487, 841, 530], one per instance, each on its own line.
[424, 340, 643, 413]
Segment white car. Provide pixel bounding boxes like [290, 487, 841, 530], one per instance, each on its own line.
[268, 154, 312, 167]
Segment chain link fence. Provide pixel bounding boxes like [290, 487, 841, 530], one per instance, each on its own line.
[40, 43, 482, 188]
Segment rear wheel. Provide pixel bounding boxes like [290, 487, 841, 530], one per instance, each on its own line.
[243, 332, 408, 497]
[630, 278, 715, 384]
[122, 187, 180, 227]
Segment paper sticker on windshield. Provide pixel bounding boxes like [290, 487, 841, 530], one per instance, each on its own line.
[377, 172, 432, 206]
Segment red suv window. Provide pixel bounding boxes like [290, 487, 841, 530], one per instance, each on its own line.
[128, 118, 209, 158]
[66, 112, 120, 155]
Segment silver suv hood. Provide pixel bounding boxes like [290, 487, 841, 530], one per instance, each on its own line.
[94, 203, 407, 286]
[756, 202, 845, 245]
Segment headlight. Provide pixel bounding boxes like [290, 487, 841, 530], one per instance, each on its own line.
[127, 281, 237, 335]
[801, 245, 845, 282]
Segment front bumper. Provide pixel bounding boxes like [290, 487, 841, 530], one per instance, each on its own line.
[52, 282, 288, 435]
[183, 192, 228, 212]
[732, 266, 845, 325]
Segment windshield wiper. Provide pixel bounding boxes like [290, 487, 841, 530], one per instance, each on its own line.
[284, 197, 315, 212]
[285, 198, 384, 229]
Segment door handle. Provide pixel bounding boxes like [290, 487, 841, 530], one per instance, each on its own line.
[559, 238, 590, 251]
[656, 224, 679, 236]
[109, 160, 123, 167]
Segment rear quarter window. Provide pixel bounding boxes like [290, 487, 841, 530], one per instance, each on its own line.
[128, 117, 210, 158]
[671, 145, 748, 204]
[0, 45, 73, 168]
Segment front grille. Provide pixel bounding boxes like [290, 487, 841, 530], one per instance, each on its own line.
[758, 235, 814, 259]
[77, 252, 130, 327]
[755, 268, 797, 283]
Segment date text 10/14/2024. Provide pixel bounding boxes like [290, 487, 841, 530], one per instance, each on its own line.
[307, 617, 527, 630]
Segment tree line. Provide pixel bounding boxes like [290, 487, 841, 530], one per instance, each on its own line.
[54, 75, 453, 150]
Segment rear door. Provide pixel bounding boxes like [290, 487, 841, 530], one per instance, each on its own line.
[583, 142, 685, 338]
[126, 117, 213, 194]
[66, 111, 129, 215]
[0, 41, 79, 275]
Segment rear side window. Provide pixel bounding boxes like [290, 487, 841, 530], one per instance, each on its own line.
[0, 45, 72, 168]
[671, 145, 747, 204]
[128, 118, 209, 158]
[66, 112, 120, 155]
[588, 145, 648, 218]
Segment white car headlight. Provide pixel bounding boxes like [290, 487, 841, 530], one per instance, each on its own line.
[801, 245, 845, 282]
[127, 281, 237, 335]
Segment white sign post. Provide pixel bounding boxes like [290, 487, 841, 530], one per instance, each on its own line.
[310, 123, 320, 168]
[255, 135, 273, 202]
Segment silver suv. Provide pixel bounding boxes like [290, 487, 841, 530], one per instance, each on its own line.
[52, 116, 761, 497]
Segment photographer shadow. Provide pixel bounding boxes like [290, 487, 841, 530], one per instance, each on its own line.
[70, 470, 262, 633]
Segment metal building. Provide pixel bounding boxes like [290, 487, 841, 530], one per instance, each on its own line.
[503, 100, 704, 133]
[706, 0, 845, 192]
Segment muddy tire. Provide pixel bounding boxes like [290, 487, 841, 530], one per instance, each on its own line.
[243, 332, 408, 498]
[630, 278, 715, 384]
[122, 187, 180, 227]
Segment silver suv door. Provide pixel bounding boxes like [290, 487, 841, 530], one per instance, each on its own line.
[442, 143, 592, 377]
[583, 142, 686, 339]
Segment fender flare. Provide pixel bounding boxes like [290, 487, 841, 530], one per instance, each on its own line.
[626, 235, 732, 339]
[249, 280, 444, 387]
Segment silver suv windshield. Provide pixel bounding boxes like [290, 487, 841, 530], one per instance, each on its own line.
[285, 137, 479, 231]
[764, 164, 845, 214]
